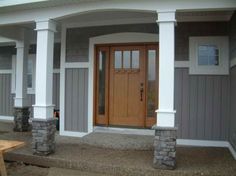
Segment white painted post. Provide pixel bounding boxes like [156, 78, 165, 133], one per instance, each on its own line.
[156, 11, 176, 127]
[33, 19, 56, 119]
[14, 40, 29, 107]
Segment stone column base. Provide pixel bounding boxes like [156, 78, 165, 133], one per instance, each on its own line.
[153, 126, 178, 170]
[13, 107, 30, 132]
[32, 118, 56, 156]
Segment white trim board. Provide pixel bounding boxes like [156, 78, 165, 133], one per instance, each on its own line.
[174, 61, 189, 68]
[0, 70, 12, 74]
[94, 126, 155, 136]
[228, 143, 236, 160]
[60, 131, 89, 138]
[0, 116, 14, 121]
[177, 139, 229, 147]
[177, 139, 236, 160]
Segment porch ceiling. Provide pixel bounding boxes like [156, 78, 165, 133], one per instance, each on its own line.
[58, 10, 235, 26]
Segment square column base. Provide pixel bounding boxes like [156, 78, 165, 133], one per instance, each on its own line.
[152, 126, 178, 170]
[13, 107, 30, 132]
[32, 118, 56, 156]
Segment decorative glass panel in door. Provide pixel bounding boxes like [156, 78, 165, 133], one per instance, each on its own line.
[147, 49, 157, 118]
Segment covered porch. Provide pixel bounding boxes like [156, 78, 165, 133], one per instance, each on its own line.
[0, 0, 236, 171]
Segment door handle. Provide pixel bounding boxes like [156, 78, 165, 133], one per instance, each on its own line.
[140, 83, 144, 101]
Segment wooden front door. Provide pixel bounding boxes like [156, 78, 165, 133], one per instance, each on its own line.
[109, 46, 146, 127]
[95, 44, 158, 128]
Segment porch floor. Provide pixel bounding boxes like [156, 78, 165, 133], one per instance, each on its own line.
[0, 121, 236, 176]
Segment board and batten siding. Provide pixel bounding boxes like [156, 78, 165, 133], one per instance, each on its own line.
[229, 11, 236, 151]
[175, 68, 230, 141]
[230, 67, 236, 150]
[0, 74, 14, 116]
[0, 73, 60, 117]
[65, 68, 88, 132]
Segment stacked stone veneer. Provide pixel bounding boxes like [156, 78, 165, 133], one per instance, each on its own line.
[13, 107, 30, 132]
[32, 118, 56, 156]
[153, 126, 177, 170]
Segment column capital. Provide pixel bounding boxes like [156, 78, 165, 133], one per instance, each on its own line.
[15, 40, 29, 49]
[35, 19, 57, 32]
[156, 11, 176, 24]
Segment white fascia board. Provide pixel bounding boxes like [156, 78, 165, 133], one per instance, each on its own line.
[0, 0, 47, 7]
[0, 0, 235, 26]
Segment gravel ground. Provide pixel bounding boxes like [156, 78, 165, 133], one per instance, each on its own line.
[6, 162, 112, 176]
[6, 162, 49, 176]
[1, 121, 236, 176]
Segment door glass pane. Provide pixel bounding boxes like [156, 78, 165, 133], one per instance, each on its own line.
[132, 50, 139, 69]
[98, 51, 106, 115]
[123, 51, 131, 69]
[147, 50, 156, 117]
[114, 51, 122, 69]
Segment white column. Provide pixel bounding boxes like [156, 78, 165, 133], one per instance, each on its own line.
[156, 11, 176, 127]
[14, 40, 29, 107]
[33, 19, 56, 119]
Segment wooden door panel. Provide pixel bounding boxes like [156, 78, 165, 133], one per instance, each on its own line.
[127, 73, 141, 118]
[109, 46, 145, 127]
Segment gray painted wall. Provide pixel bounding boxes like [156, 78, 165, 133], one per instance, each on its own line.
[0, 46, 15, 69]
[175, 22, 229, 61]
[66, 23, 158, 62]
[230, 67, 236, 150]
[229, 12, 236, 150]
[65, 68, 88, 132]
[0, 73, 60, 117]
[0, 74, 14, 116]
[175, 68, 230, 140]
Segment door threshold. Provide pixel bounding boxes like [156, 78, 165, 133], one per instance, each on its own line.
[93, 126, 154, 136]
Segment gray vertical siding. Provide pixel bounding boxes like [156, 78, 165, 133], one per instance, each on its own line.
[53, 73, 60, 109]
[175, 22, 229, 61]
[175, 68, 230, 141]
[0, 73, 60, 117]
[229, 12, 236, 150]
[0, 46, 16, 69]
[0, 74, 14, 116]
[230, 67, 236, 150]
[65, 68, 88, 132]
[66, 23, 158, 62]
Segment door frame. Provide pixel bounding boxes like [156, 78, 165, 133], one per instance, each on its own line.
[94, 43, 159, 128]
[90, 32, 159, 129]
